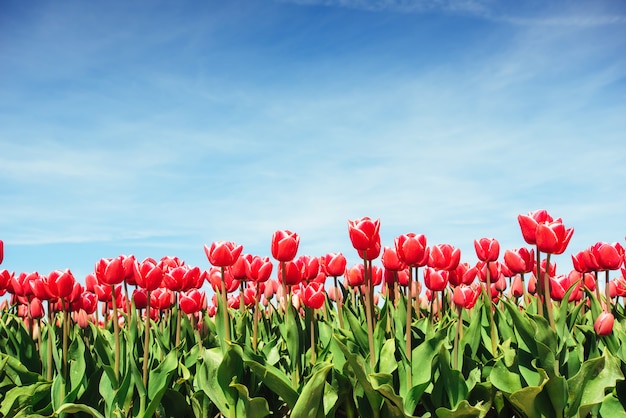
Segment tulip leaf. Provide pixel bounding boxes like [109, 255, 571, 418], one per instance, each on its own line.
[566, 351, 624, 417]
[231, 382, 271, 418]
[379, 338, 397, 375]
[343, 304, 370, 357]
[599, 392, 626, 417]
[435, 399, 490, 418]
[0, 381, 52, 417]
[197, 347, 230, 415]
[291, 363, 333, 418]
[56, 402, 106, 418]
[144, 350, 179, 418]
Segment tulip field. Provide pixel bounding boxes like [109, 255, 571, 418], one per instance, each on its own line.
[1, 210, 626, 417]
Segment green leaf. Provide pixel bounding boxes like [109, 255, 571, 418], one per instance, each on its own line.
[291, 363, 333, 418]
[379, 338, 397, 375]
[231, 382, 271, 418]
[435, 399, 489, 418]
[0, 382, 52, 417]
[55, 403, 106, 418]
[599, 392, 626, 417]
[144, 350, 179, 418]
[197, 347, 231, 416]
[566, 351, 624, 417]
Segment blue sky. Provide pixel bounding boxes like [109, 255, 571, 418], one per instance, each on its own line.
[1, 0, 626, 284]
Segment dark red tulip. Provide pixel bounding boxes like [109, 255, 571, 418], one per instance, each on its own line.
[395, 233, 429, 267]
[205, 241, 244, 267]
[504, 248, 535, 275]
[594, 311, 614, 336]
[321, 253, 347, 277]
[271, 230, 300, 262]
[428, 244, 461, 271]
[474, 238, 500, 263]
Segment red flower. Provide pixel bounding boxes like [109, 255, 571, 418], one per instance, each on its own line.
[424, 267, 449, 292]
[208, 267, 240, 293]
[448, 262, 477, 287]
[348, 217, 381, 259]
[297, 255, 320, 283]
[590, 242, 624, 271]
[346, 264, 365, 287]
[474, 238, 500, 263]
[136, 258, 164, 291]
[517, 209, 554, 245]
[133, 288, 148, 310]
[476, 261, 502, 283]
[510, 275, 524, 298]
[278, 260, 302, 286]
[205, 241, 243, 267]
[95, 257, 125, 286]
[180, 289, 205, 314]
[0, 269, 12, 291]
[321, 253, 347, 277]
[381, 246, 405, 271]
[453, 284, 480, 309]
[594, 311, 614, 336]
[271, 230, 300, 262]
[536, 220, 574, 254]
[504, 248, 535, 275]
[302, 282, 326, 309]
[247, 256, 274, 283]
[428, 244, 461, 271]
[163, 265, 201, 292]
[395, 233, 429, 267]
[0, 239, 3, 265]
[48, 269, 76, 301]
[151, 288, 173, 310]
[229, 254, 253, 281]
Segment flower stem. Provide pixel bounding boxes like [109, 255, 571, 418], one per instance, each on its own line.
[111, 285, 120, 382]
[142, 290, 151, 389]
[220, 266, 230, 341]
[605, 270, 612, 314]
[363, 258, 376, 370]
[333, 275, 344, 329]
[536, 248, 543, 317]
[485, 262, 497, 356]
[544, 253, 555, 331]
[405, 266, 414, 388]
[453, 305, 462, 370]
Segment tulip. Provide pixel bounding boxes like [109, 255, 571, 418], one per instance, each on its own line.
[594, 311, 614, 336]
[347, 217, 381, 255]
[205, 241, 244, 267]
[448, 263, 478, 287]
[0, 239, 3, 264]
[428, 243, 461, 271]
[321, 253, 347, 277]
[517, 209, 554, 245]
[180, 289, 205, 315]
[271, 230, 300, 262]
[0, 269, 12, 291]
[48, 269, 76, 300]
[536, 221, 574, 255]
[230, 254, 253, 281]
[136, 258, 164, 292]
[590, 242, 624, 271]
[297, 255, 320, 283]
[424, 267, 448, 292]
[95, 257, 125, 286]
[247, 256, 274, 283]
[453, 284, 480, 310]
[381, 246, 405, 271]
[395, 233, 429, 267]
[510, 275, 524, 298]
[346, 264, 365, 287]
[302, 282, 326, 310]
[474, 238, 500, 263]
[504, 248, 535, 275]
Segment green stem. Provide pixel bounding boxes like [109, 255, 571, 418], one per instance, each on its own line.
[47, 301, 54, 381]
[453, 305, 462, 370]
[220, 266, 230, 341]
[405, 266, 414, 388]
[142, 290, 151, 389]
[364, 258, 376, 370]
[310, 309, 316, 365]
[605, 270, 612, 314]
[536, 248, 543, 317]
[175, 292, 182, 347]
[485, 262, 497, 356]
[544, 253, 555, 331]
[334, 275, 344, 329]
[253, 285, 260, 352]
[111, 286, 120, 382]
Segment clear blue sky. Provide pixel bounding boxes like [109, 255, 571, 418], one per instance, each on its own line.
[1, 0, 626, 283]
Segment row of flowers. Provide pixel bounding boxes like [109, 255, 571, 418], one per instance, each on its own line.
[0, 210, 625, 417]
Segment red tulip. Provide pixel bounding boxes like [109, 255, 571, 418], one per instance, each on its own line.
[11, 272, 35, 298]
[504, 248, 535, 275]
[133, 288, 149, 310]
[428, 244, 461, 271]
[151, 288, 173, 310]
[348, 217, 381, 259]
[423, 267, 449, 292]
[247, 256, 274, 283]
[510, 275, 524, 298]
[180, 289, 205, 314]
[48, 269, 76, 300]
[611, 276, 626, 297]
[278, 260, 302, 286]
[0, 269, 13, 291]
[271, 230, 300, 262]
[594, 311, 614, 336]
[321, 253, 347, 277]
[95, 257, 125, 286]
[30, 297, 44, 319]
[208, 267, 240, 293]
[517, 209, 554, 245]
[164, 265, 201, 292]
[80, 292, 98, 314]
[535, 220, 574, 255]
[136, 258, 164, 291]
[158, 256, 185, 272]
[302, 282, 326, 309]
[297, 255, 320, 283]
[476, 261, 501, 284]
[474, 238, 500, 263]
[395, 233, 429, 267]
[205, 241, 244, 267]
[346, 264, 365, 287]
[453, 284, 480, 309]
[590, 242, 624, 271]
[0, 239, 3, 264]
[229, 253, 253, 281]
[449, 262, 477, 287]
[381, 246, 405, 271]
